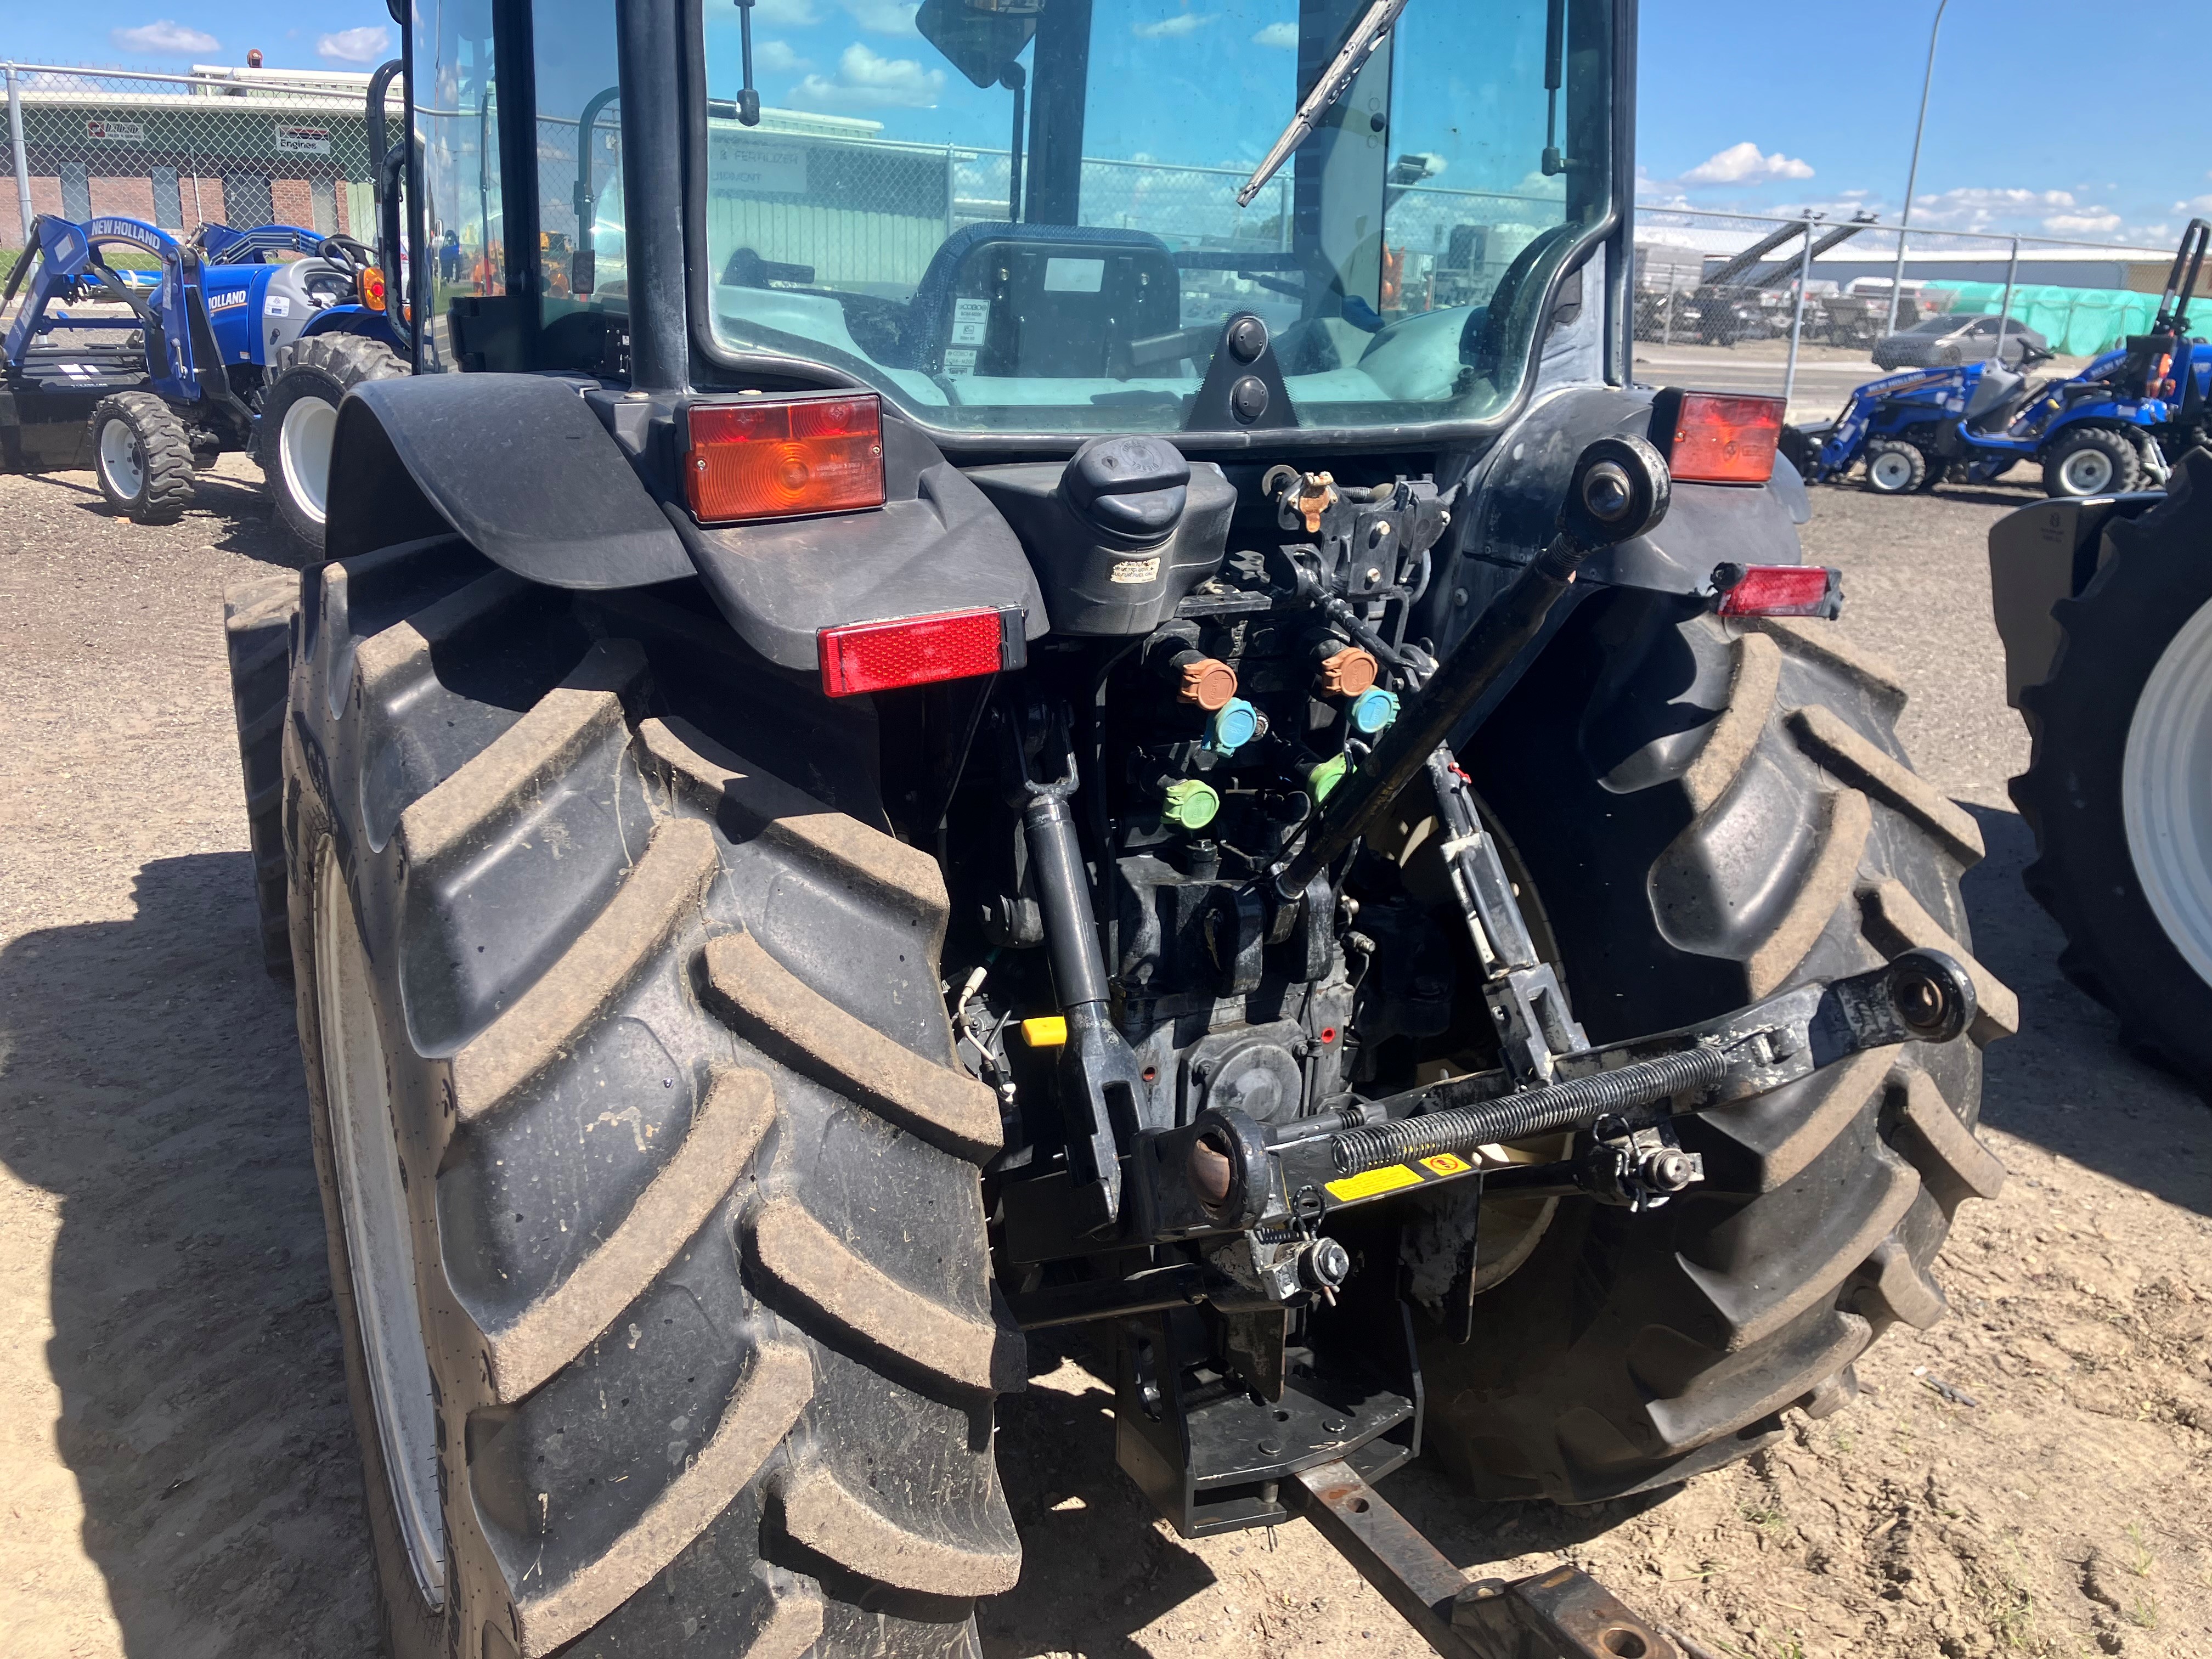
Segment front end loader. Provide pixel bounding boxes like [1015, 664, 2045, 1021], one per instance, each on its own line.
[220, 2, 2010, 1655]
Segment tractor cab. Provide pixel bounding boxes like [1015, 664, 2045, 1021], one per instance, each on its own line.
[390, 0, 1622, 441]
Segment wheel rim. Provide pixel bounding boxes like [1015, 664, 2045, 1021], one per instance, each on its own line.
[1869, 450, 1914, 492]
[98, 416, 144, 500]
[2123, 595, 2212, 990]
[2058, 445, 2114, 495]
[314, 848, 448, 1607]
[280, 393, 340, 525]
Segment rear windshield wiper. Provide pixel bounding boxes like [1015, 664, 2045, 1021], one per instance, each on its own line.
[1235, 0, 1410, 208]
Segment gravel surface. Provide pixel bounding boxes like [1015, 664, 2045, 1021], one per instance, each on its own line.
[0, 456, 2206, 1658]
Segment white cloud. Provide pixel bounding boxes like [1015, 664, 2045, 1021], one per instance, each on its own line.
[788, 42, 944, 110]
[754, 0, 820, 22]
[1679, 142, 1814, 186]
[840, 0, 919, 33]
[110, 20, 219, 55]
[1251, 20, 1297, 47]
[317, 25, 392, 65]
[2173, 193, 2212, 214]
[755, 39, 811, 73]
[1135, 13, 1212, 39]
[2043, 210, 2123, 235]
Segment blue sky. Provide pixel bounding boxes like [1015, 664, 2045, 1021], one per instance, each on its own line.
[18, 0, 2210, 246]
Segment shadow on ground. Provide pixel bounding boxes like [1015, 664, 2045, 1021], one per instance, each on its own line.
[1960, 804, 2210, 1215]
[12, 466, 299, 568]
[0, 854, 377, 1658]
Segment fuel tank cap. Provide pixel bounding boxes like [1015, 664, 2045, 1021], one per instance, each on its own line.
[1060, 434, 1190, 543]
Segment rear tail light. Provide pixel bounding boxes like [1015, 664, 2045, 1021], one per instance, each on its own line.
[1713, 563, 1842, 619]
[686, 393, 887, 523]
[818, 606, 1025, 698]
[357, 265, 386, 311]
[1652, 388, 1786, 484]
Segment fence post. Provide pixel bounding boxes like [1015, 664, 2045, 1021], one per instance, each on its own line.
[1993, 235, 2019, 366]
[1782, 214, 1814, 412]
[8, 65, 33, 245]
[943, 140, 954, 240]
[1278, 174, 1290, 252]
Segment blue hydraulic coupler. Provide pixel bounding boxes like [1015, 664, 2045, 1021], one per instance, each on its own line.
[1348, 687, 1400, 736]
[1207, 697, 1263, 754]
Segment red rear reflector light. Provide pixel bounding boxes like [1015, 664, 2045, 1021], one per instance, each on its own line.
[1653, 389, 1786, 484]
[819, 607, 1020, 698]
[1714, 563, 1842, 619]
[686, 394, 886, 523]
[357, 266, 386, 311]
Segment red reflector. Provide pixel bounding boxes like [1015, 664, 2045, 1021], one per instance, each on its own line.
[686, 394, 886, 523]
[358, 266, 386, 311]
[1654, 389, 1785, 484]
[819, 608, 1010, 698]
[1714, 564, 1842, 619]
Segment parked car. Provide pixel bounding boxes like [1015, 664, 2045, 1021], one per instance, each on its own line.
[1874, 313, 2050, 370]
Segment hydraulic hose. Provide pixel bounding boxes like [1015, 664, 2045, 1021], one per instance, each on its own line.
[1328, 1046, 1728, 1176]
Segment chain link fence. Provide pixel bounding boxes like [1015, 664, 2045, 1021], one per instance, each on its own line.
[4, 60, 402, 267]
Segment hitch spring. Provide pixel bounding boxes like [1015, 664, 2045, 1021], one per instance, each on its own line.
[1329, 1046, 1730, 1176]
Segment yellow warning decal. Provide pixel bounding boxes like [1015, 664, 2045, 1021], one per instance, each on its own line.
[1325, 1164, 1425, 1202]
[1421, 1153, 1472, 1176]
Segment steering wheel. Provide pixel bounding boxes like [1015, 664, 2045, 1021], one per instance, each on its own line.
[316, 235, 374, 277]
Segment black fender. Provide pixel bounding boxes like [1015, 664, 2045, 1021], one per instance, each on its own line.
[325, 373, 1045, 674]
[325, 373, 695, 586]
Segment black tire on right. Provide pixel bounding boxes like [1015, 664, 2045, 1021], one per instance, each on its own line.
[2012, 448, 2212, 1088]
[2041, 424, 2141, 499]
[258, 334, 408, 553]
[222, 571, 301, 978]
[279, 543, 1024, 1657]
[89, 390, 195, 524]
[1424, 594, 2011, 1503]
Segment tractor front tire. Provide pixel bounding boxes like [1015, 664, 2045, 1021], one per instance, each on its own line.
[2012, 449, 2212, 1088]
[258, 335, 408, 553]
[1428, 594, 2010, 1502]
[1862, 439, 1925, 495]
[90, 391, 195, 524]
[281, 542, 1023, 1657]
[2042, 425, 2141, 499]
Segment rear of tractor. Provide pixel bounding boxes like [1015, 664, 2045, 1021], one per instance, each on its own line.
[221, 3, 2008, 1656]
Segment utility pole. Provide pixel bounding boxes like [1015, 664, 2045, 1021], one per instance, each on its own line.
[1886, 0, 1951, 335]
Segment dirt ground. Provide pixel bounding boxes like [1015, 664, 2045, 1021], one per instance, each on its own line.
[0, 456, 2207, 1659]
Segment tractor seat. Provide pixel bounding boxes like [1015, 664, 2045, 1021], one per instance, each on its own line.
[898, 222, 1180, 379]
[1962, 365, 2036, 432]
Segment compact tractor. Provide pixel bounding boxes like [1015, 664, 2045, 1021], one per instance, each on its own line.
[1, 191, 405, 543]
[221, 2, 2007, 1655]
[1787, 221, 2212, 500]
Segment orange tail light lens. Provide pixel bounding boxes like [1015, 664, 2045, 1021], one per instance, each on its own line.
[1654, 388, 1786, 484]
[357, 265, 387, 311]
[818, 607, 1023, 698]
[686, 394, 887, 523]
[1713, 563, 1842, 619]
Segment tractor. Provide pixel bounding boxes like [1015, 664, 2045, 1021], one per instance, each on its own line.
[220, 1, 2007, 1655]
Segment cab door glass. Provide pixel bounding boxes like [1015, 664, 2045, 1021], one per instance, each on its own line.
[533, 0, 629, 369]
[413, 0, 504, 372]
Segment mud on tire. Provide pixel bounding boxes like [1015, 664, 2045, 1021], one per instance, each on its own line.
[1426, 592, 2011, 1503]
[281, 540, 1024, 1657]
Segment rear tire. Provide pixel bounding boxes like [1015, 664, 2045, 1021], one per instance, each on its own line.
[223, 572, 300, 978]
[258, 335, 408, 553]
[89, 391, 195, 524]
[1863, 439, 1924, 495]
[2042, 425, 2140, 499]
[1425, 594, 2009, 1502]
[2012, 448, 2212, 1088]
[283, 543, 1023, 1656]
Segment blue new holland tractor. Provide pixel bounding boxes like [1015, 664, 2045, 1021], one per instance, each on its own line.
[1785, 220, 2211, 499]
[0, 211, 406, 542]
